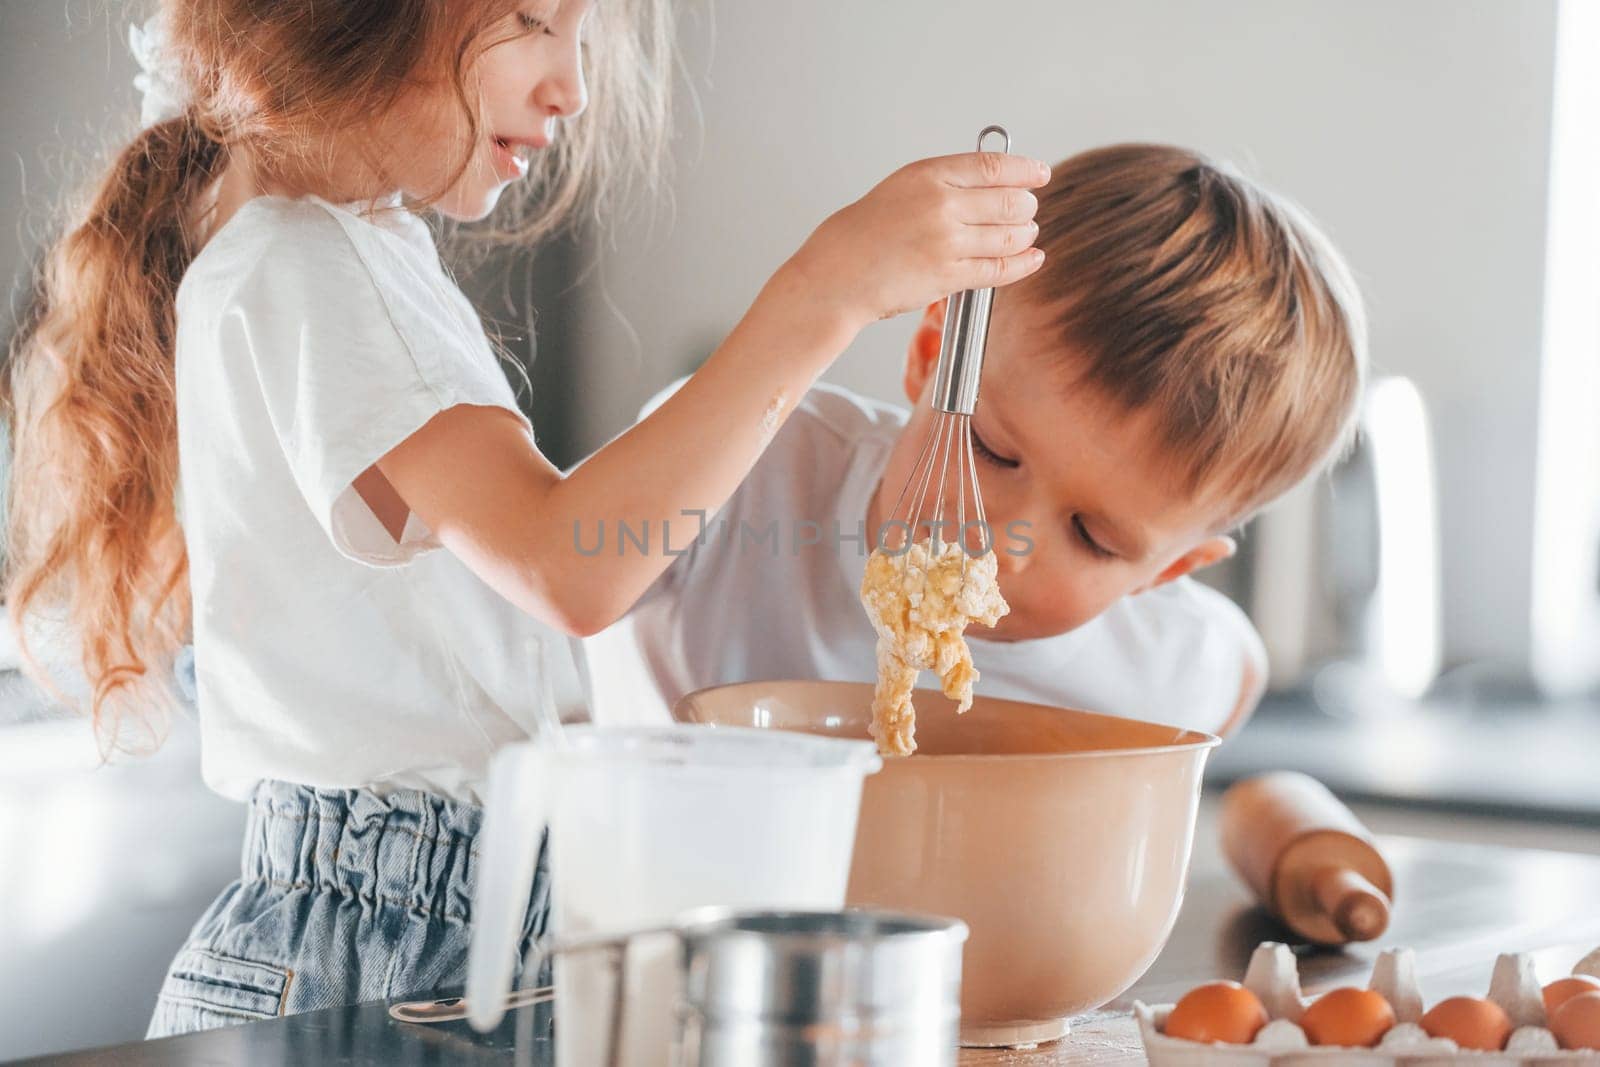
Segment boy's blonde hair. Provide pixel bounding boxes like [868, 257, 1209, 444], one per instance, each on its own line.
[1027, 143, 1367, 524]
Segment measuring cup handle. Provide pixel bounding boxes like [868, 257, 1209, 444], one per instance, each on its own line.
[534, 927, 683, 1067]
[467, 741, 546, 1032]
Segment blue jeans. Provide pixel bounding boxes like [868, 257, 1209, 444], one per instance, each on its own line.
[147, 780, 550, 1037]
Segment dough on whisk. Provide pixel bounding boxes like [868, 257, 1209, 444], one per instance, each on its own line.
[860, 539, 1009, 756]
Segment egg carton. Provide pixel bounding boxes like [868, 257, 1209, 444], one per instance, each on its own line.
[1135, 942, 1600, 1066]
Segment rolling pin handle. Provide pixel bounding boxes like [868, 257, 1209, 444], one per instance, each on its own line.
[1310, 865, 1391, 942]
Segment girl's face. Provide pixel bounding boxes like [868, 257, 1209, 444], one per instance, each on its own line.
[870, 290, 1237, 642]
[393, 3, 591, 221]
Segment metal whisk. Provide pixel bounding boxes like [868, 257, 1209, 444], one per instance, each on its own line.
[884, 125, 1010, 578]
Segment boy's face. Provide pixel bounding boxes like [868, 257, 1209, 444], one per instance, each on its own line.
[868, 291, 1237, 642]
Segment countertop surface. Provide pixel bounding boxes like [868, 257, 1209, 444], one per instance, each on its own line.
[17, 803, 1600, 1066]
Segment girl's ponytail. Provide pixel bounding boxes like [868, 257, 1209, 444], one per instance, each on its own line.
[5, 114, 225, 750]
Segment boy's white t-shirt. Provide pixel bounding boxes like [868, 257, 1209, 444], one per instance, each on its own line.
[583, 380, 1263, 736]
[176, 195, 554, 803]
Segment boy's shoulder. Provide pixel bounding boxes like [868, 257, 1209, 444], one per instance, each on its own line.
[978, 578, 1262, 736]
[996, 577, 1259, 684]
[1094, 576, 1260, 662]
[1122, 575, 1250, 626]
[1102, 577, 1264, 694]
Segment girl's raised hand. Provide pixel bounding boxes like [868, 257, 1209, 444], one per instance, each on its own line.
[787, 151, 1052, 330]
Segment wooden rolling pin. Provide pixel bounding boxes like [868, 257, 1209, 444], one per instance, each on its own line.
[1220, 771, 1394, 946]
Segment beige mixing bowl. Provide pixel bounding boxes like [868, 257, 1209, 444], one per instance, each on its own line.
[673, 679, 1219, 1048]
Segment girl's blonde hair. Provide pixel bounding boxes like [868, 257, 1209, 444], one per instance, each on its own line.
[4, 0, 672, 751]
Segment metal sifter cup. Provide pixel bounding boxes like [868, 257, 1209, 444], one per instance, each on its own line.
[675, 908, 969, 1066]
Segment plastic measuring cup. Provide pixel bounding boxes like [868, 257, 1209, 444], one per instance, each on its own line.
[467, 725, 881, 1065]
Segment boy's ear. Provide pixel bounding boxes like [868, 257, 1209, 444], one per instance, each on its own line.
[903, 299, 948, 404]
[1141, 535, 1236, 593]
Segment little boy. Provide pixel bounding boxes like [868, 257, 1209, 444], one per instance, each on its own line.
[583, 143, 1365, 738]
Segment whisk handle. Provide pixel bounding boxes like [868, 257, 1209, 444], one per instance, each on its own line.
[932, 286, 993, 415]
[931, 125, 1010, 416]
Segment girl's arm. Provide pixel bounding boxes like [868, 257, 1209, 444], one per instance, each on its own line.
[377, 151, 1050, 636]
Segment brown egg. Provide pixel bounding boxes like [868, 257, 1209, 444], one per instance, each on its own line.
[1300, 987, 1397, 1047]
[1544, 975, 1600, 1019]
[1164, 981, 1270, 1045]
[1551, 990, 1600, 1051]
[1419, 996, 1513, 1051]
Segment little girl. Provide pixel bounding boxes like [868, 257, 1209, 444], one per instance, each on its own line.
[3, 0, 1047, 1038]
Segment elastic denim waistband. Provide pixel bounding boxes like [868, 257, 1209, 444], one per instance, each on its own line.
[242, 780, 538, 931]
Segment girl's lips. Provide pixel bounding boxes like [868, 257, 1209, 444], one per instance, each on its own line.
[490, 136, 539, 181]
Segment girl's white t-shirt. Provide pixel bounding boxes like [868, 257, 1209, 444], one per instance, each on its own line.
[175, 195, 552, 803]
[582, 380, 1264, 736]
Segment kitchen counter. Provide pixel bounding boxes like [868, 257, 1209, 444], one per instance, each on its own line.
[17, 803, 1600, 1066]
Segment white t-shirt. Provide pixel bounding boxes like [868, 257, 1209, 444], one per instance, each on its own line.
[583, 380, 1263, 736]
[176, 195, 555, 803]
